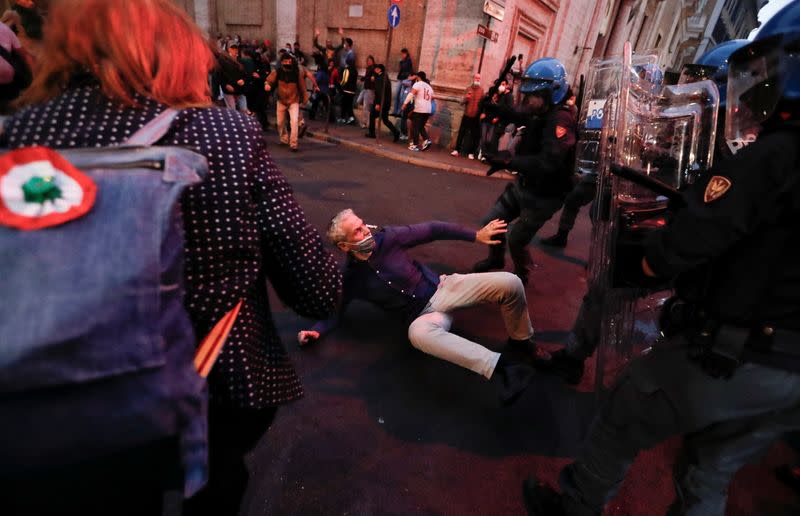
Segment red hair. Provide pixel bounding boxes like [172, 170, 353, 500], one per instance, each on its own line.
[19, 0, 215, 108]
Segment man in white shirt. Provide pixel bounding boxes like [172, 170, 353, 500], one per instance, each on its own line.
[401, 71, 434, 151]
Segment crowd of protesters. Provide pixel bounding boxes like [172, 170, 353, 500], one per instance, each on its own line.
[208, 30, 535, 159]
[208, 28, 446, 153]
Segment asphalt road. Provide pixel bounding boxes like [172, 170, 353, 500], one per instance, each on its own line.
[237, 133, 799, 515]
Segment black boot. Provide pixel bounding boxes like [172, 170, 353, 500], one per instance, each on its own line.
[522, 477, 567, 516]
[533, 348, 585, 385]
[540, 229, 568, 248]
[473, 244, 505, 273]
[523, 476, 597, 516]
[493, 353, 535, 406]
[507, 336, 552, 364]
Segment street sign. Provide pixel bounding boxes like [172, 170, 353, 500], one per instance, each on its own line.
[388, 4, 400, 28]
[477, 24, 498, 43]
[483, 0, 504, 22]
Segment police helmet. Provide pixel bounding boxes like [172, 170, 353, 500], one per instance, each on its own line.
[520, 57, 568, 104]
[726, 1, 800, 140]
[680, 40, 748, 105]
[633, 63, 664, 91]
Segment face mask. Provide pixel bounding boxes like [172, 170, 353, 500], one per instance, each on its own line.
[473, 80, 481, 86]
[498, 85, 507, 93]
[348, 235, 375, 254]
[282, 64, 292, 71]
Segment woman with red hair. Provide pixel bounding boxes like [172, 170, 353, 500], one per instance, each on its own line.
[2, 1, 341, 515]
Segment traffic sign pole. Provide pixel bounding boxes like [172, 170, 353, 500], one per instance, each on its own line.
[478, 16, 491, 73]
[378, 3, 401, 144]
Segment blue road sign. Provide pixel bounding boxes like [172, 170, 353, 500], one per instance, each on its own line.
[388, 4, 400, 28]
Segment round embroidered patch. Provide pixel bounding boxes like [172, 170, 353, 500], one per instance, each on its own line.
[0, 146, 97, 230]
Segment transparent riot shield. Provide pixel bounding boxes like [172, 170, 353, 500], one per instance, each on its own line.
[584, 43, 719, 392]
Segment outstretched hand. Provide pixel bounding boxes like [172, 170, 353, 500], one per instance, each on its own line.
[297, 330, 320, 346]
[476, 219, 508, 245]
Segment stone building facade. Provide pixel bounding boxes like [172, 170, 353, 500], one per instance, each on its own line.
[177, 0, 761, 147]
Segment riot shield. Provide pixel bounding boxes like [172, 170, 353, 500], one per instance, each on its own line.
[583, 43, 719, 392]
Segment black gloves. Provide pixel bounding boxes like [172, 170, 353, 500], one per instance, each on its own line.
[485, 150, 512, 176]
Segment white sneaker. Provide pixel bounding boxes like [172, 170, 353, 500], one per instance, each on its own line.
[408, 144, 420, 151]
[468, 154, 475, 160]
[399, 134, 409, 141]
[450, 150, 459, 157]
[421, 139, 432, 151]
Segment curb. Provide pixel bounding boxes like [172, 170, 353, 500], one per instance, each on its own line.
[305, 129, 514, 181]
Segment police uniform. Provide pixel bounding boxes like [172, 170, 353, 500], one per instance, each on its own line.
[477, 103, 577, 282]
[527, 124, 800, 516]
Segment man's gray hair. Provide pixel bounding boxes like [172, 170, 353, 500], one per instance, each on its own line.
[326, 208, 354, 245]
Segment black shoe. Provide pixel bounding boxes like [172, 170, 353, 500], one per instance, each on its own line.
[365, 133, 376, 138]
[473, 257, 505, 273]
[535, 349, 585, 385]
[508, 337, 552, 364]
[494, 353, 535, 406]
[522, 477, 567, 516]
[393, 131, 400, 143]
[540, 230, 568, 248]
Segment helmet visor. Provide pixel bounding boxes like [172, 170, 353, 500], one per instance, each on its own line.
[520, 78, 553, 94]
[726, 35, 783, 141]
[678, 64, 716, 85]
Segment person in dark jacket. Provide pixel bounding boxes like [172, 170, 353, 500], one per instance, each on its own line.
[246, 50, 272, 130]
[216, 44, 249, 113]
[357, 55, 376, 128]
[298, 209, 545, 406]
[394, 47, 413, 115]
[1, 1, 342, 514]
[473, 58, 577, 285]
[338, 54, 358, 124]
[366, 64, 399, 141]
[313, 26, 344, 65]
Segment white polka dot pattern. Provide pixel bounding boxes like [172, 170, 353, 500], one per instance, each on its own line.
[3, 86, 343, 408]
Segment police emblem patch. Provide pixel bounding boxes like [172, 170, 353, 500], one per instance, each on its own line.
[704, 176, 731, 203]
[555, 126, 568, 139]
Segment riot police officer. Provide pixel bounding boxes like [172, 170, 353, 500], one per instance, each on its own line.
[522, 7, 800, 514]
[540, 40, 752, 387]
[679, 39, 751, 161]
[472, 57, 577, 285]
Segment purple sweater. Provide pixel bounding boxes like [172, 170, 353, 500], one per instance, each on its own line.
[313, 221, 476, 335]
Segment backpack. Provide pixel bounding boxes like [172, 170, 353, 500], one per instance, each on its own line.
[0, 109, 210, 495]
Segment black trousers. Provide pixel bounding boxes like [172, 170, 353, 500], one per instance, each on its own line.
[340, 92, 356, 120]
[183, 404, 278, 516]
[368, 106, 398, 137]
[480, 181, 564, 273]
[455, 115, 480, 155]
[309, 93, 335, 122]
[557, 174, 598, 233]
[560, 337, 800, 514]
[410, 112, 430, 145]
